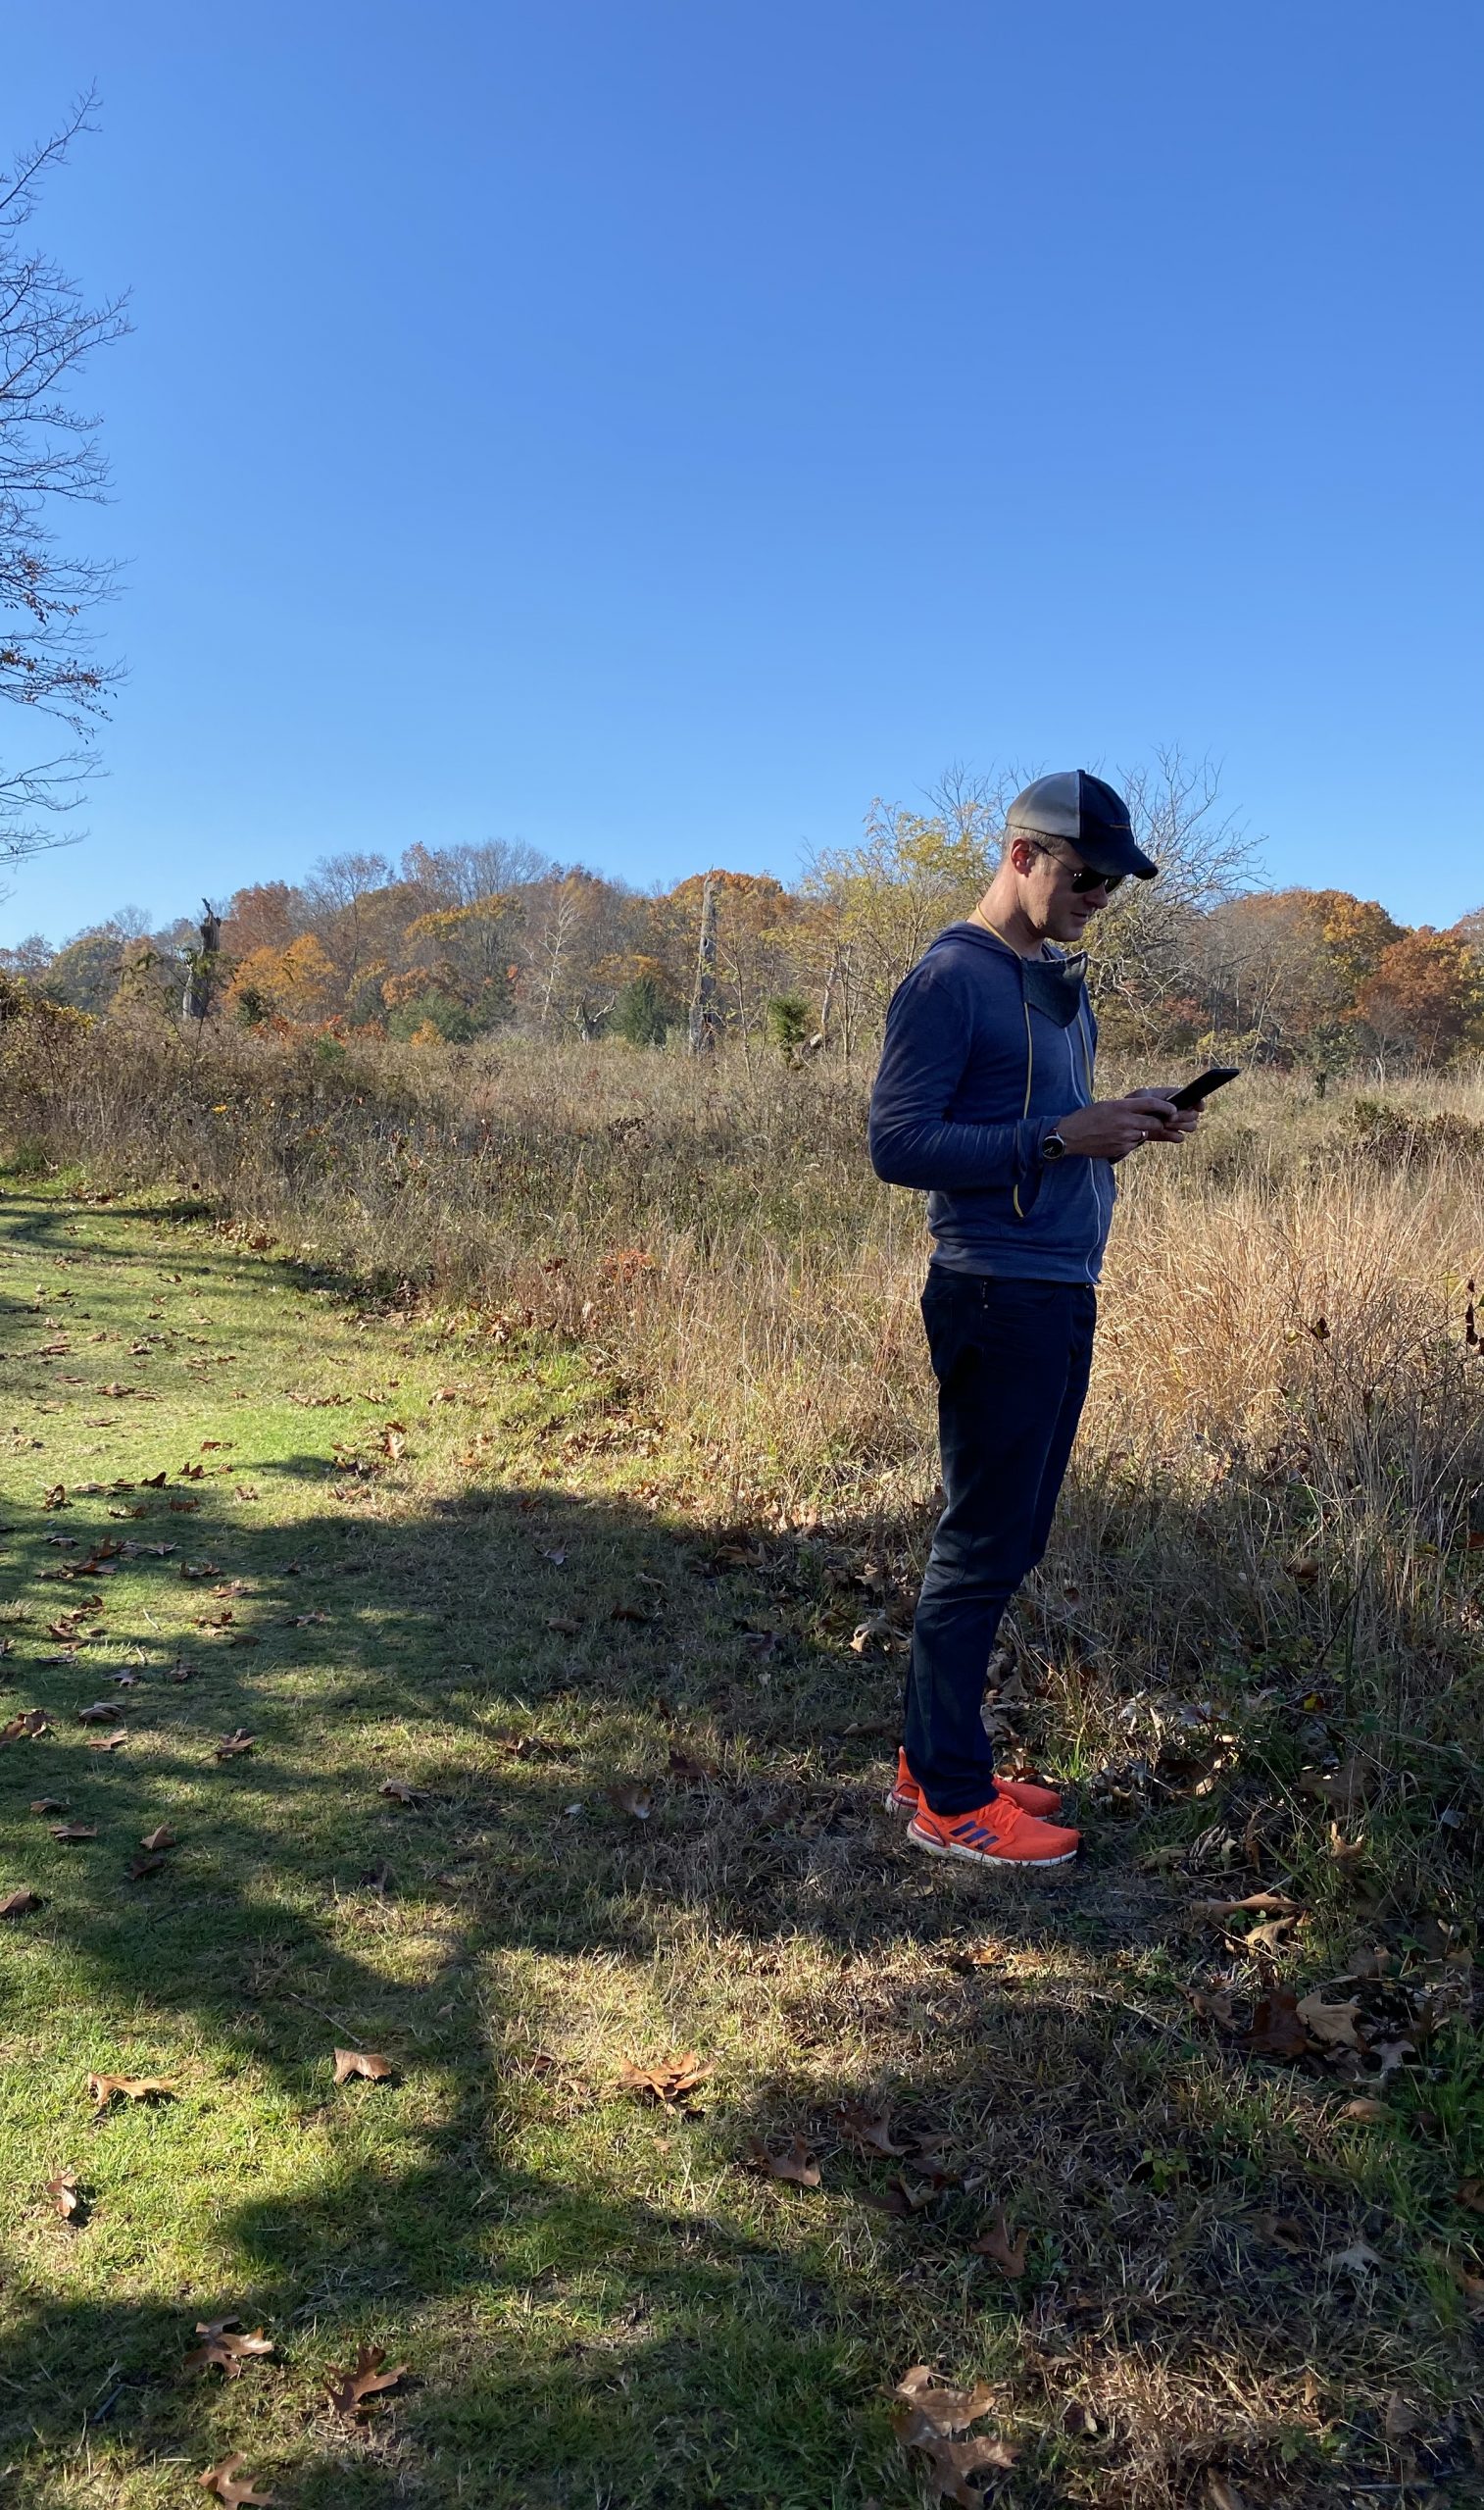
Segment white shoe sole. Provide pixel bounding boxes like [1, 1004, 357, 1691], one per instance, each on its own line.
[906, 1820, 1077, 1869]
[883, 1788, 915, 1819]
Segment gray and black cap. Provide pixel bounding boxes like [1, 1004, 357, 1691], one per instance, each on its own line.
[1005, 771, 1158, 881]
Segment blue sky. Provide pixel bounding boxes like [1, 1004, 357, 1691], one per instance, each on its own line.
[3, 0, 1480, 943]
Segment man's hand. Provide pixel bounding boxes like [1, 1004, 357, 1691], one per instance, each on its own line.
[1056, 1091, 1201, 1163]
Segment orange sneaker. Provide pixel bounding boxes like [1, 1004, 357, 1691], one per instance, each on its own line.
[884, 1747, 1064, 1823]
[906, 1792, 1080, 1869]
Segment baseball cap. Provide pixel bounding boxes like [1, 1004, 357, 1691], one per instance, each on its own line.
[1005, 771, 1159, 880]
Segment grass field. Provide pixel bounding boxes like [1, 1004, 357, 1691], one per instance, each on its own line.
[1, 1025, 1482, 2505]
[0, 1155, 1479, 2509]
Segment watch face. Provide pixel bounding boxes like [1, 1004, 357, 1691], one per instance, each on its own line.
[1042, 1132, 1066, 1161]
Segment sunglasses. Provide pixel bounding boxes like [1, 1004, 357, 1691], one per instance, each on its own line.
[1025, 840, 1124, 895]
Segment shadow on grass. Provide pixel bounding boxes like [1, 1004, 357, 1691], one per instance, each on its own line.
[0, 1190, 1474, 2506]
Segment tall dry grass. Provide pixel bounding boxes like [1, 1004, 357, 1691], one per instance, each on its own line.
[4, 1009, 1483, 1763]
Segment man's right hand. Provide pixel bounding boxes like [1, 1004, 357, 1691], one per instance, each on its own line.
[1055, 1092, 1194, 1161]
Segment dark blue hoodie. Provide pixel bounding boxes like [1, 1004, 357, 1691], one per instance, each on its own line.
[867, 921, 1114, 1283]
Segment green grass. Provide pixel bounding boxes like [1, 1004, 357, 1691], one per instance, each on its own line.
[0, 1184, 1478, 2509]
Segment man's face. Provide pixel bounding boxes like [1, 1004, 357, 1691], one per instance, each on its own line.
[1014, 837, 1118, 944]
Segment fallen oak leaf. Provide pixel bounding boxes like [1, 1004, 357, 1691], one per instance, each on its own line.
[607, 1778, 653, 1820]
[379, 1779, 421, 1804]
[891, 2363, 998, 2438]
[1458, 2177, 1484, 2214]
[1, 1709, 50, 1743]
[87, 2072, 174, 2108]
[545, 1616, 579, 1635]
[1339, 2095, 1389, 2122]
[745, 2134, 820, 2187]
[28, 1798, 66, 1814]
[668, 1747, 718, 1782]
[87, 1728, 129, 1752]
[1296, 1990, 1363, 2050]
[1237, 1916, 1300, 1959]
[1298, 1758, 1371, 1811]
[1247, 1989, 1310, 2058]
[332, 2048, 394, 2084]
[76, 1702, 119, 1724]
[326, 2342, 407, 2417]
[128, 1852, 167, 1881]
[617, 2051, 713, 2106]
[140, 1826, 176, 1851]
[1187, 1891, 1303, 1921]
[968, 2208, 1029, 2279]
[184, 2320, 274, 2378]
[45, 2167, 82, 2221]
[50, 1822, 98, 1843]
[214, 1730, 255, 1759]
[836, 2100, 907, 2157]
[864, 2172, 935, 2217]
[2, 1886, 44, 1916]
[916, 2433, 1020, 2504]
[199, 2453, 275, 2507]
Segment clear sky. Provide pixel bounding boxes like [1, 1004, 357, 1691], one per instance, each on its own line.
[3, 0, 1480, 943]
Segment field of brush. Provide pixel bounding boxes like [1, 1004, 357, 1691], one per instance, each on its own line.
[0, 1011, 1480, 2508]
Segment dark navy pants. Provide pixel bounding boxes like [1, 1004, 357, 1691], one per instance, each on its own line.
[905, 1271, 1097, 1817]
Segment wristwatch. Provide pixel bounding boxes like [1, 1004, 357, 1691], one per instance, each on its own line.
[1040, 1130, 1068, 1163]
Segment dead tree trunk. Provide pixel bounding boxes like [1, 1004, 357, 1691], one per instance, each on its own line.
[688, 873, 718, 1055]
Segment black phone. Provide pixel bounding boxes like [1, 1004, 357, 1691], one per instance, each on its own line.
[1165, 1064, 1241, 1111]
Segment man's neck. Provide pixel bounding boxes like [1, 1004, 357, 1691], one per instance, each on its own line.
[966, 886, 1051, 959]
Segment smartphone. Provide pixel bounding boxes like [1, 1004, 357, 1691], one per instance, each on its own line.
[1166, 1065, 1241, 1111]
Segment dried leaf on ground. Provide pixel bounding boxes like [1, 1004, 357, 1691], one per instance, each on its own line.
[199, 2453, 274, 2507]
[545, 1616, 579, 1635]
[1240, 1916, 1300, 1958]
[836, 2100, 907, 2157]
[1458, 2177, 1484, 2214]
[1328, 1821, 1367, 1867]
[76, 1701, 118, 1724]
[1189, 1986, 1239, 2031]
[1248, 1990, 1310, 2059]
[745, 2134, 820, 2187]
[326, 2342, 408, 2417]
[379, 1779, 420, 1803]
[128, 1852, 167, 1881]
[28, 1799, 66, 1814]
[891, 2364, 997, 2437]
[50, 1822, 98, 1843]
[45, 2167, 82, 2220]
[88, 1728, 129, 1752]
[184, 2319, 275, 2377]
[1298, 1759, 1371, 1811]
[1, 1886, 43, 1916]
[1187, 1891, 1302, 1921]
[140, 1826, 176, 1851]
[607, 1778, 653, 1820]
[215, 1730, 255, 1759]
[1296, 1991, 1363, 2050]
[1327, 2238, 1383, 2276]
[88, 2072, 174, 2108]
[969, 2208, 1029, 2278]
[668, 1747, 719, 1782]
[1339, 2095, 1389, 2122]
[332, 2048, 394, 2084]
[1, 1709, 50, 1743]
[864, 2172, 935, 2217]
[611, 1600, 650, 1623]
[618, 2051, 713, 2106]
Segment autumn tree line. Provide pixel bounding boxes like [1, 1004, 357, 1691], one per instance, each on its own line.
[4, 755, 1483, 1074]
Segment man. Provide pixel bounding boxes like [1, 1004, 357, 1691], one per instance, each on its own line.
[867, 770, 1201, 1870]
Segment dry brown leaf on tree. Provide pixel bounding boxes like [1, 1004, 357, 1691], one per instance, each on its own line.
[607, 1779, 653, 1820]
[215, 1730, 255, 1759]
[1, 1886, 44, 1917]
[333, 2048, 394, 2084]
[199, 2453, 274, 2507]
[969, 2208, 1029, 2279]
[326, 2342, 408, 2417]
[618, 2051, 713, 2107]
[836, 2100, 907, 2157]
[184, 2319, 274, 2377]
[745, 2134, 820, 2187]
[88, 2071, 174, 2109]
[1296, 1991, 1363, 2050]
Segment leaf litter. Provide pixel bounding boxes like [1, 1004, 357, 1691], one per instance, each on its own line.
[184, 2318, 275, 2378]
[325, 2342, 408, 2417]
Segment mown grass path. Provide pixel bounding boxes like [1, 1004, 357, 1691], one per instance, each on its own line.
[0, 1188, 1475, 2509]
